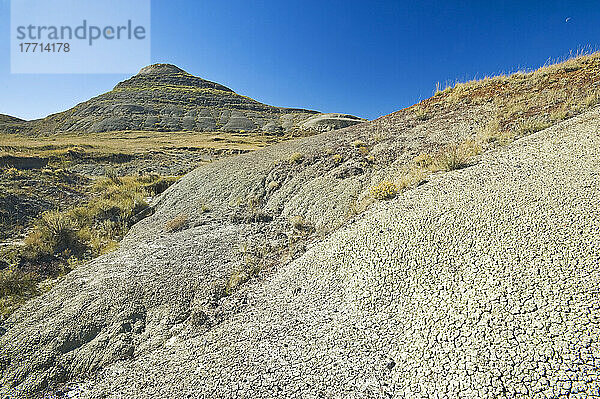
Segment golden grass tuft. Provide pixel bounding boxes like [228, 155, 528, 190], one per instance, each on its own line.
[164, 214, 189, 233]
[369, 181, 399, 200]
[289, 152, 305, 164]
[413, 106, 430, 121]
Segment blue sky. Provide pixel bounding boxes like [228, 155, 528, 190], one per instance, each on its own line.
[0, 0, 599, 121]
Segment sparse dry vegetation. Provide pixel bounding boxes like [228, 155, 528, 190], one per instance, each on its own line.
[165, 214, 189, 233]
[418, 51, 600, 149]
[0, 173, 178, 318]
[290, 215, 313, 233]
[352, 140, 367, 148]
[0, 269, 40, 317]
[434, 144, 472, 171]
[413, 106, 430, 121]
[225, 242, 273, 295]
[369, 181, 399, 200]
[289, 152, 305, 164]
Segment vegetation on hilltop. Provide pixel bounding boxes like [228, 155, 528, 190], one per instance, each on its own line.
[365, 52, 600, 202]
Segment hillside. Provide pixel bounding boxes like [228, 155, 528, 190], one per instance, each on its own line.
[0, 114, 23, 124]
[2, 54, 600, 397]
[79, 103, 600, 398]
[5, 64, 364, 135]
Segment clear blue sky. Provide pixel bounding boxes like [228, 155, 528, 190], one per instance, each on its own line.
[1, 0, 599, 121]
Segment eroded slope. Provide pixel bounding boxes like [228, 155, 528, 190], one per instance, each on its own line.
[2, 54, 600, 397]
[84, 106, 600, 398]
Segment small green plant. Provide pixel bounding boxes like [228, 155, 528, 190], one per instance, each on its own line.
[369, 181, 398, 200]
[199, 202, 212, 213]
[289, 152, 305, 164]
[352, 140, 367, 148]
[332, 154, 343, 164]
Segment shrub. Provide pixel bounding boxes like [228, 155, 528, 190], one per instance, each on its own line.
[332, 154, 343, 164]
[290, 215, 312, 232]
[289, 152, 304, 164]
[413, 106, 430, 121]
[369, 181, 398, 200]
[164, 214, 189, 233]
[352, 140, 367, 148]
[518, 120, 552, 136]
[22, 210, 87, 262]
[435, 145, 470, 171]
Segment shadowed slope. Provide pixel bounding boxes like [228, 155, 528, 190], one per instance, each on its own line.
[0, 115, 23, 124]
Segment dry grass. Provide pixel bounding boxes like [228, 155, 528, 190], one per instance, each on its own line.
[0, 173, 179, 318]
[164, 214, 189, 233]
[414, 52, 600, 152]
[0, 130, 288, 159]
[352, 140, 368, 148]
[289, 152, 305, 164]
[348, 195, 375, 216]
[434, 144, 472, 171]
[225, 242, 272, 295]
[413, 153, 433, 168]
[413, 106, 430, 121]
[0, 269, 40, 317]
[289, 215, 313, 233]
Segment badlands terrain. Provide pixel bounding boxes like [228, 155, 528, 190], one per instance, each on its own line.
[1, 54, 600, 397]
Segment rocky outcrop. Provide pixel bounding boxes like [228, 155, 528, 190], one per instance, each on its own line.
[10, 64, 365, 135]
